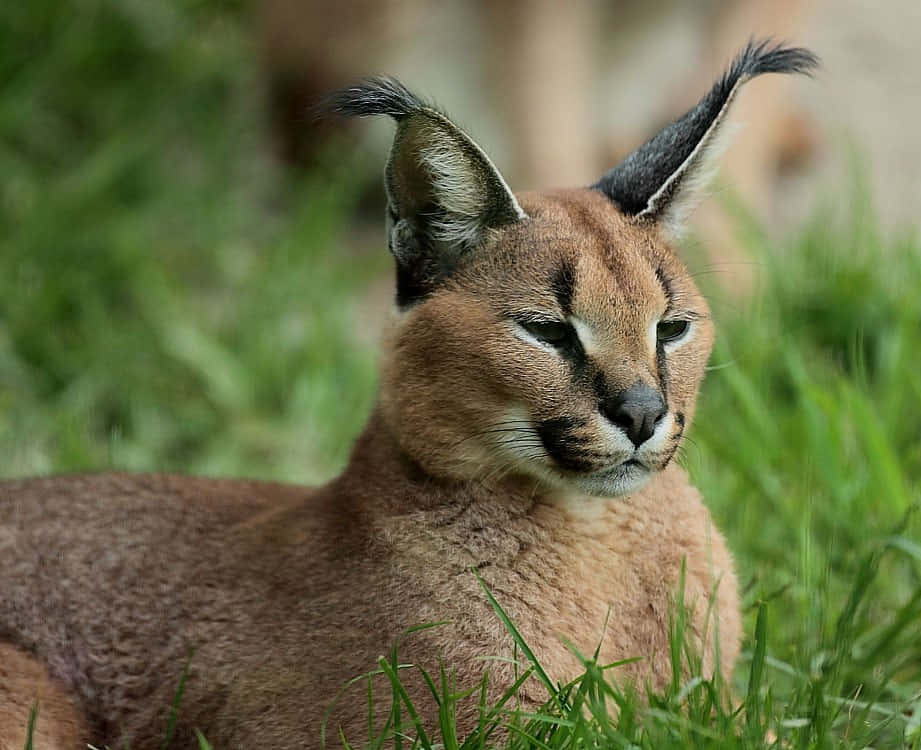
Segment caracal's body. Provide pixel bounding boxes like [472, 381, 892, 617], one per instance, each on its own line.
[0, 42, 816, 748]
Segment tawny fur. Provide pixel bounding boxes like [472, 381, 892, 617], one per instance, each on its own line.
[0, 189, 739, 748]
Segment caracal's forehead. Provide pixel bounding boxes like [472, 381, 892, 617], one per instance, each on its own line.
[491, 188, 684, 322]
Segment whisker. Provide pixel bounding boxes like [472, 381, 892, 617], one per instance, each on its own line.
[445, 423, 537, 451]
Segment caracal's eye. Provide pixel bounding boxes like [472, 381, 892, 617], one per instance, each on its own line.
[656, 319, 690, 344]
[519, 320, 575, 347]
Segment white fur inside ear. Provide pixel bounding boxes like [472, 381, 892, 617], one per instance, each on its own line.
[416, 120, 526, 249]
[657, 124, 738, 240]
[638, 81, 746, 240]
[418, 140, 487, 247]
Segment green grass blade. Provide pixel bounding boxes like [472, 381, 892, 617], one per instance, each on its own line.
[377, 656, 434, 749]
[159, 658, 192, 750]
[23, 702, 37, 750]
[473, 570, 565, 711]
[745, 602, 768, 737]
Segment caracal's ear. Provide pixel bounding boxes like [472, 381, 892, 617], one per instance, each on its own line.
[593, 40, 819, 239]
[325, 78, 527, 306]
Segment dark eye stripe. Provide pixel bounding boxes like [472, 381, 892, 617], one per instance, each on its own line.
[656, 340, 669, 403]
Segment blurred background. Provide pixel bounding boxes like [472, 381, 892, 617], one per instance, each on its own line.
[1, 0, 920, 722]
[2, 0, 918, 480]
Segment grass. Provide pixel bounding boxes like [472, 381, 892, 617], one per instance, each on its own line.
[0, 0, 382, 483]
[325, 544, 921, 749]
[3, 1, 920, 747]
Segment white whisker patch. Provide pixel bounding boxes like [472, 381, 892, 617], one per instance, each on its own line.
[487, 406, 552, 469]
[636, 411, 674, 459]
[593, 412, 639, 456]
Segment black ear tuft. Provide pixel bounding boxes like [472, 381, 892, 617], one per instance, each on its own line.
[724, 39, 819, 79]
[320, 76, 430, 122]
[323, 77, 526, 307]
[593, 39, 819, 236]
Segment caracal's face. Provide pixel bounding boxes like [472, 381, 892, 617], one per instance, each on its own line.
[345, 45, 814, 498]
[382, 188, 713, 498]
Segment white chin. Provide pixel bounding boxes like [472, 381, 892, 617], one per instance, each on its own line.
[574, 463, 653, 497]
[535, 461, 653, 498]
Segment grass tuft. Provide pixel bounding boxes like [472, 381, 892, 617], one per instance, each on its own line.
[340, 533, 920, 748]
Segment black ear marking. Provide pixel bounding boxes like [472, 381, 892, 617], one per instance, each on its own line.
[593, 40, 819, 236]
[325, 77, 527, 306]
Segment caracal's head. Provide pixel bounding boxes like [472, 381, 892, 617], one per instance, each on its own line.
[328, 41, 816, 498]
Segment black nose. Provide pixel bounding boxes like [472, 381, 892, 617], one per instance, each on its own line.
[600, 383, 667, 447]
